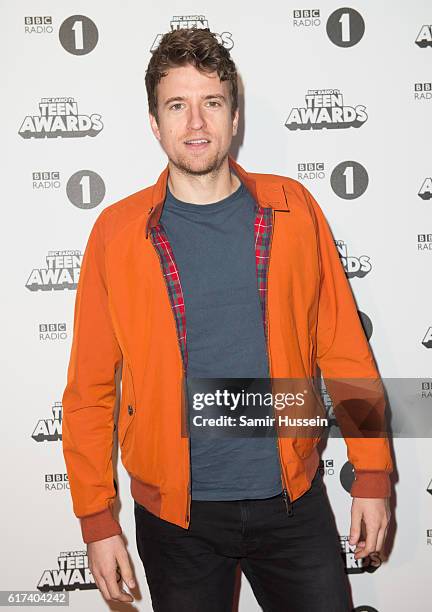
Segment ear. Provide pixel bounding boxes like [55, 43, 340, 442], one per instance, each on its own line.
[149, 112, 161, 141]
[232, 107, 239, 136]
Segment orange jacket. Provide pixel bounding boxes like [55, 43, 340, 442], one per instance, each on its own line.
[62, 156, 393, 544]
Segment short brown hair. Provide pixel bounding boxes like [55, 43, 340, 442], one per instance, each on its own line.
[145, 28, 238, 122]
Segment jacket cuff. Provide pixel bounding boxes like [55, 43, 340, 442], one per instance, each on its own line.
[350, 470, 391, 498]
[80, 507, 122, 544]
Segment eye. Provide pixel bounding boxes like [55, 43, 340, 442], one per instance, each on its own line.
[206, 100, 221, 107]
[169, 103, 184, 111]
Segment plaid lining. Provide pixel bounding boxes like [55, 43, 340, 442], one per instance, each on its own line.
[149, 203, 273, 370]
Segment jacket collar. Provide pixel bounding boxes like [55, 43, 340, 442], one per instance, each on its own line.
[145, 155, 288, 238]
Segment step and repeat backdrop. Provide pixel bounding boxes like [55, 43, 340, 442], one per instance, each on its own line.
[2, 1, 431, 611]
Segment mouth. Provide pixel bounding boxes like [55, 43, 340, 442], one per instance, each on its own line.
[183, 138, 211, 151]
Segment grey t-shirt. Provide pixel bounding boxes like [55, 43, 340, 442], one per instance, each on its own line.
[159, 176, 283, 500]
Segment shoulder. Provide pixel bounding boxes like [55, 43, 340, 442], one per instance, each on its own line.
[90, 184, 154, 244]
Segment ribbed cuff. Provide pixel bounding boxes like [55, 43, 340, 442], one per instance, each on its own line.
[80, 507, 122, 544]
[350, 470, 391, 498]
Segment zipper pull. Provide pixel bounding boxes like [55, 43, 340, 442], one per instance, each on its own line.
[282, 488, 293, 517]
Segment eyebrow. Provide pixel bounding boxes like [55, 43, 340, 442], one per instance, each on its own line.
[164, 94, 226, 106]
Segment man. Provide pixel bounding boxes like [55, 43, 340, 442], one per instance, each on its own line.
[62, 28, 392, 611]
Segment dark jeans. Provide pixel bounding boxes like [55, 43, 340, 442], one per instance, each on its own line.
[134, 469, 352, 612]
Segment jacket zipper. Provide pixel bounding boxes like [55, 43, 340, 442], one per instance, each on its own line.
[266, 209, 293, 517]
[148, 226, 192, 527]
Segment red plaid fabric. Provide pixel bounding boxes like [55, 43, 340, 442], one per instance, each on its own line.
[150, 201, 273, 371]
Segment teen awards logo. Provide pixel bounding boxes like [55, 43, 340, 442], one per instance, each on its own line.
[340, 536, 382, 573]
[297, 162, 325, 181]
[37, 551, 96, 591]
[32, 402, 62, 443]
[418, 177, 432, 200]
[19, 98, 103, 139]
[422, 327, 432, 349]
[285, 89, 367, 130]
[415, 25, 432, 48]
[336, 240, 372, 278]
[151, 15, 234, 51]
[26, 250, 82, 291]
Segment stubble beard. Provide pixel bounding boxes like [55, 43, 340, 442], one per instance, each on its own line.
[170, 149, 228, 178]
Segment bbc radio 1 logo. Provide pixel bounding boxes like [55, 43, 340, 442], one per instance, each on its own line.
[319, 458, 335, 476]
[19, 98, 103, 139]
[422, 381, 432, 401]
[415, 25, 432, 48]
[151, 15, 234, 51]
[26, 250, 82, 292]
[285, 89, 367, 130]
[59, 16, 99, 55]
[39, 323, 67, 342]
[336, 240, 372, 278]
[32, 402, 62, 443]
[37, 551, 96, 591]
[414, 83, 432, 101]
[45, 473, 69, 492]
[422, 327, 432, 349]
[24, 16, 53, 34]
[297, 162, 325, 181]
[417, 233, 432, 251]
[33, 171, 61, 190]
[340, 535, 382, 574]
[418, 177, 432, 200]
[427, 530, 432, 546]
[293, 8, 365, 48]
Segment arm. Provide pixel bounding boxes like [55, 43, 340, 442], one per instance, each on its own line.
[62, 211, 123, 543]
[301, 184, 394, 498]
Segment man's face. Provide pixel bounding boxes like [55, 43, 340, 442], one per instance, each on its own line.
[149, 64, 239, 176]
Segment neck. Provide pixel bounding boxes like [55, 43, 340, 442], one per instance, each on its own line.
[167, 156, 241, 204]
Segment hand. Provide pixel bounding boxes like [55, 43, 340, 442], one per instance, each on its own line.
[88, 534, 136, 603]
[349, 497, 391, 560]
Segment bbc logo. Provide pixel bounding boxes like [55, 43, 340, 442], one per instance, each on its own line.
[414, 83, 432, 91]
[24, 16, 52, 25]
[45, 474, 69, 483]
[293, 10, 320, 18]
[33, 172, 60, 181]
[298, 163, 324, 172]
[39, 323, 66, 332]
[418, 234, 432, 242]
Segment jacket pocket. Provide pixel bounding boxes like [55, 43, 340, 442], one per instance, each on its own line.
[118, 360, 136, 449]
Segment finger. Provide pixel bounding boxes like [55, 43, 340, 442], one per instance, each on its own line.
[358, 524, 379, 559]
[349, 509, 362, 546]
[116, 547, 136, 589]
[104, 570, 134, 602]
[375, 524, 387, 553]
[93, 573, 111, 602]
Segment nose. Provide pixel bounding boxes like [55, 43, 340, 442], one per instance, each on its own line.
[187, 102, 206, 130]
